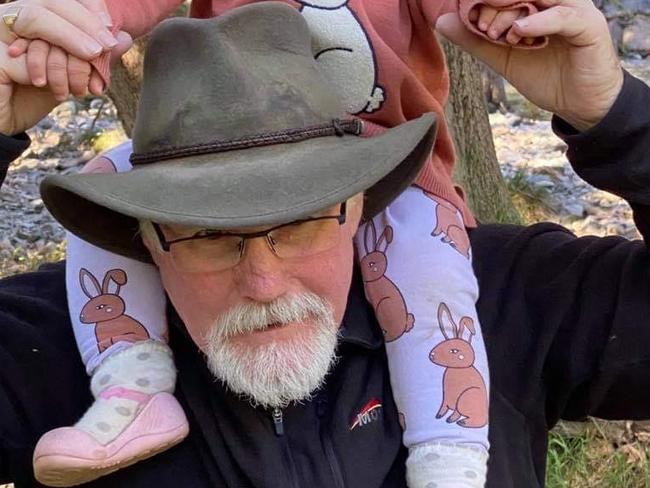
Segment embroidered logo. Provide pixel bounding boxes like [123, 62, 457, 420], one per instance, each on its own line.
[349, 398, 382, 431]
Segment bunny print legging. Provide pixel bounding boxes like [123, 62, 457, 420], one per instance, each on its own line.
[65, 141, 489, 455]
[355, 186, 489, 454]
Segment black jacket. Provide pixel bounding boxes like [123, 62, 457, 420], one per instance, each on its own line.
[1, 72, 650, 487]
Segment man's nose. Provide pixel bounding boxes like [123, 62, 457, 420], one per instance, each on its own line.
[234, 237, 288, 302]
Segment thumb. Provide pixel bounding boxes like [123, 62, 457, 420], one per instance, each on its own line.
[435, 13, 509, 75]
[110, 31, 133, 66]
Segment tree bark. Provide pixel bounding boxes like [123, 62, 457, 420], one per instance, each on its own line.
[107, 38, 147, 137]
[106, 2, 189, 137]
[441, 38, 521, 224]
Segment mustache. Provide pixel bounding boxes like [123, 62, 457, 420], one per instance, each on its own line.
[207, 292, 334, 340]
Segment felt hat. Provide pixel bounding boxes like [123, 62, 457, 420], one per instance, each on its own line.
[41, 2, 437, 261]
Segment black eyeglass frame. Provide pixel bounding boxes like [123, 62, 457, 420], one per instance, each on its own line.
[152, 201, 347, 254]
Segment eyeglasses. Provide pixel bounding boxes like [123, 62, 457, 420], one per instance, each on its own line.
[153, 202, 347, 273]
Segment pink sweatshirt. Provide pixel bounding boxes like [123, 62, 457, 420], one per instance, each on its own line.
[98, 0, 544, 226]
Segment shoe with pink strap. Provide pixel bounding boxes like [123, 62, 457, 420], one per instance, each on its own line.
[33, 341, 189, 487]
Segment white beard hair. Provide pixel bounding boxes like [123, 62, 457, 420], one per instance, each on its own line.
[204, 292, 340, 409]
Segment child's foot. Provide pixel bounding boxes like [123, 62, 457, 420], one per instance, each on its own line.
[33, 392, 188, 487]
[32, 341, 189, 487]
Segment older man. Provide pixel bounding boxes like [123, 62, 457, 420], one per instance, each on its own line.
[1, 0, 650, 487]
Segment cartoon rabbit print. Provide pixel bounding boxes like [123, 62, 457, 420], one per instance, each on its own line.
[296, 0, 385, 114]
[79, 268, 150, 353]
[424, 191, 471, 259]
[360, 220, 415, 342]
[429, 303, 488, 428]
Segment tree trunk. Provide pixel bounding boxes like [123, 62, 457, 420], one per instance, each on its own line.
[107, 38, 147, 137]
[441, 38, 521, 224]
[107, 2, 189, 137]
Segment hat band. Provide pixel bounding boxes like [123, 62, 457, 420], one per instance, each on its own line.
[130, 118, 363, 166]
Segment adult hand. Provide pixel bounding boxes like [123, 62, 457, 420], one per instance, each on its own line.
[0, 0, 118, 60]
[4, 0, 117, 99]
[436, 0, 624, 131]
[0, 31, 131, 136]
[0, 44, 56, 136]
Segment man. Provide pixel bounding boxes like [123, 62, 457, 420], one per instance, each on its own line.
[1, 2, 650, 488]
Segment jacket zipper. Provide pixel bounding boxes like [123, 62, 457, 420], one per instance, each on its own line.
[272, 407, 284, 436]
[317, 397, 346, 488]
[270, 408, 300, 488]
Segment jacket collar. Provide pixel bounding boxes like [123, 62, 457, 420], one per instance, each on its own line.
[338, 266, 384, 350]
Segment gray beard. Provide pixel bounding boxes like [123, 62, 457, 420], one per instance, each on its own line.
[204, 293, 340, 408]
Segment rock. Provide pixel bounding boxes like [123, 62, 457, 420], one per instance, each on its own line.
[507, 114, 522, 127]
[37, 117, 55, 130]
[602, 0, 650, 17]
[564, 202, 586, 218]
[528, 174, 555, 188]
[51, 101, 77, 120]
[39, 130, 62, 148]
[15, 159, 40, 171]
[90, 98, 106, 110]
[29, 199, 43, 211]
[622, 16, 650, 56]
[553, 142, 568, 153]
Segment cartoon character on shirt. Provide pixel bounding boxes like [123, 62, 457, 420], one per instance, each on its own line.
[296, 0, 385, 114]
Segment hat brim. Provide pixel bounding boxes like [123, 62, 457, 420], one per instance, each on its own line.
[41, 114, 436, 261]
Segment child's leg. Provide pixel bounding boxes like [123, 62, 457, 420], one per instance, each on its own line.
[66, 232, 174, 442]
[33, 143, 188, 487]
[356, 186, 489, 488]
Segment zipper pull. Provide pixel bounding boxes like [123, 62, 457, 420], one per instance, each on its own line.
[272, 407, 284, 436]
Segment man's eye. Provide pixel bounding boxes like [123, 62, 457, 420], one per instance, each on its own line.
[195, 230, 223, 240]
[451, 348, 459, 354]
[96, 304, 105, 310]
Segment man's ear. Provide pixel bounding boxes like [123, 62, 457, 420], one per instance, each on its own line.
[347, 193, 364, 235]
[138, 220, 161, 264]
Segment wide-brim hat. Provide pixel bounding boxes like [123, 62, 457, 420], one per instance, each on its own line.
[41, 2, 437, 262]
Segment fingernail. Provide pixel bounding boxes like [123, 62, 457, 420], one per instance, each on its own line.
[98, 12, 113, 27]
[33, 77, 45, 87]
[479, 21, 488, 31]
[98, 31, 118, 48]
[86, 41, 103, 57]
[514, 19, 528, 29]
[489, 29, 498, 39]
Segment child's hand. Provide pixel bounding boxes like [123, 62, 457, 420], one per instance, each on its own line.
[7, 37, 105, 101]
[469, 6, 534, 46]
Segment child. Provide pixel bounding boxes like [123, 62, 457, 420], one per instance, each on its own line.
[23, 1, 547, 486]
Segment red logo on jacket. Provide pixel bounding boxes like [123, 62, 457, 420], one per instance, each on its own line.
[350, 398, 382, 431]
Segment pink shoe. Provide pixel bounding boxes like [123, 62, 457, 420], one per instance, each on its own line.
[33, 392, 189, 487]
